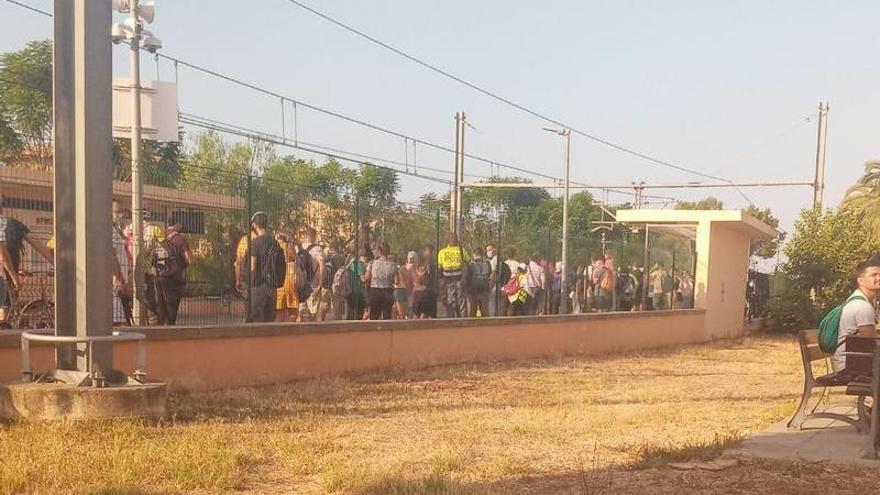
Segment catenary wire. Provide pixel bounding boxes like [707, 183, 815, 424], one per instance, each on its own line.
[284, 0, 741, 184]
[1, 0, 679, 203]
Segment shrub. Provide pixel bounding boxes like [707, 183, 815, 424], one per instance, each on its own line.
[768, 207, 880, 330]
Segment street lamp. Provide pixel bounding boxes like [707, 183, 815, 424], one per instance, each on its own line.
[112, 0, 162, 324]
[543, 127, 571, 313]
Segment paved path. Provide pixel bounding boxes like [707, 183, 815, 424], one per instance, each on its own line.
[728, 406, 880, 466]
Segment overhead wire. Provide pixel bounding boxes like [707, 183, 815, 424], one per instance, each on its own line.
[178, 112, 453, 186]
[2, 0, 48, 16]
[284, 0, 740, 184]
[1, 0, 677, 203]
[0, 0, 778, 208]
[179, 111, 491, 181]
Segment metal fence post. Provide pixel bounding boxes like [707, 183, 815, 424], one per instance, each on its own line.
[353, 195, 360, 257]
[495, 210, 503, 316]
[245, 173, 253, 323]
[434, 209, 441, 311]
[643, 226, 650, 310]
[671, 249, 677, 311]
[546, 226, 552, 314]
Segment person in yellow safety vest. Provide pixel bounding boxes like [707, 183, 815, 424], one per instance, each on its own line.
[436, 233, 470, 318]
[508, 264, 530, 316]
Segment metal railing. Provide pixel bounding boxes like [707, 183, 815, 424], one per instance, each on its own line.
[20, 329, 147, 386]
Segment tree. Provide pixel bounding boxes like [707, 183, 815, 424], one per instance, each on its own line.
[676, 196, 724, 210]
[113, 136, 184, 187]
[354, 164, 400, 209]
[179, 131, 255, 195]
[745, 205, 782, 259]
[0, 40, 52, 169]
[0, 39, 184, 179]
[466, 176, 551, 219]
[842, 160, 880, 238]
[0, 113, 20, 163]
[770, 207, 880, 329]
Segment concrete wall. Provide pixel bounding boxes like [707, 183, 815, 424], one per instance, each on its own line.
[0, 310, 705, 391]
[704, 223, 752, 340]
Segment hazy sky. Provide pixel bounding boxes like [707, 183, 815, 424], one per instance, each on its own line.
[3, 0, 880, 238]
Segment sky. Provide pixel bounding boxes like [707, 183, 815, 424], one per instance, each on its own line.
[3, 0, 880, 245]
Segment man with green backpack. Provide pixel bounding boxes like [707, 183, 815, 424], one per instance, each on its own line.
[819, 258, 880, 371]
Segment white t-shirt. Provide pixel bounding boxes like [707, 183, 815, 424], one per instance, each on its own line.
[832, 290, 877, 371]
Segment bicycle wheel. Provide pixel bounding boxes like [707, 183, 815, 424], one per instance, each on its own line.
[19, 299, 54, 329]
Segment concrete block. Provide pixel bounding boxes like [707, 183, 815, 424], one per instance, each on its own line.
[0, 382, 166, 421]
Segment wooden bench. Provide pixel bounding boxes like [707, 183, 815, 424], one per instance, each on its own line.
[842, 336, 880, 458]
[787, 330, 868, 432]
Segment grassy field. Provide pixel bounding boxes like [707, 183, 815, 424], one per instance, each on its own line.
[1, 334, 875, 494]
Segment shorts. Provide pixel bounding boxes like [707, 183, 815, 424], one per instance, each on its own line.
[250, 284, 276, 322]
[307, 288, 331, 315]
[413, 289, 437, 318]
[276, 287, 298, 311]
[393, 288, 408, 304]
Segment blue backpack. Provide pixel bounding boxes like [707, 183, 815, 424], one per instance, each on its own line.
[817, 294, 867, 354]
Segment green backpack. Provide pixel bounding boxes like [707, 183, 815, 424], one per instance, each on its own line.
[817, 293, 867, 353]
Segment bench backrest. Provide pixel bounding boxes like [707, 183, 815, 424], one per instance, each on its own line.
[796, 330, 828, 382]
[798, 330, 828, 362]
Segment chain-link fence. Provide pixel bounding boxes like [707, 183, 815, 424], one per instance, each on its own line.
[0, 164, 703, 328]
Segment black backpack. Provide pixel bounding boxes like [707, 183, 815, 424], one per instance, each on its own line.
[265, 239, 287, 289]
[497, 261, 512, 288]
[153, 234, 184, 279]
[468, 260, 492, 293]
[295, 246, 315, 299]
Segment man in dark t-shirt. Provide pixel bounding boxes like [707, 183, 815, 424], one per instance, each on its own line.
[154, 218, 193, 325]
[248, 211, 282, 322]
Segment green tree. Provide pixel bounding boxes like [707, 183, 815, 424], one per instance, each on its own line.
[0, 40, 52, 169]
[354, 164, 400, 209]
[0, 113, 20, 162]
[770, 207, 880, 330]
[676, 196, 724, 210]
[179, 131, 254, 195]
[841, 159, 880, 237]
[113, 137, 184, 187]
[745, 205, 782, 259]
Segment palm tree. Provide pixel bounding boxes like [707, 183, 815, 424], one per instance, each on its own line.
[842, 160, 880, 236]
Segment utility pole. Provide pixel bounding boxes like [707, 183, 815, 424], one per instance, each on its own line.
[632, 182, 645, 209]
[543, 127, 572, 313]
[53, 0, 114, 375]
[561, 129, 571, 313]
[453, 112, 466, 238]
[112, 0, 161, 323]
[53, 0, 77, 369]
[814, 101, 829, 209]
[129, 0, 144, 323]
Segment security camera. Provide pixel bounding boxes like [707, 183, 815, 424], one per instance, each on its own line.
[142, 35, 163, 53]
[112, 0, 131, 13]
[111, 22, 132, 44]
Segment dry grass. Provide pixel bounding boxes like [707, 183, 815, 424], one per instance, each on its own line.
[0, 334, 858, 494]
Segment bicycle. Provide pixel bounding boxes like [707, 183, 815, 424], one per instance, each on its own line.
[2, 270, 55, 330]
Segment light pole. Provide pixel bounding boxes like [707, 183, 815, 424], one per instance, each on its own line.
[112, 0, 161, 324]
[543, 127, 571, 313]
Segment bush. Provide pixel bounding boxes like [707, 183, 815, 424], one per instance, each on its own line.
[768, 207, 879, 330]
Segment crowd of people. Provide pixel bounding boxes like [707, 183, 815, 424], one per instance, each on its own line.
[0, 203, 696, 328]
[236, 211, 697, 323]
